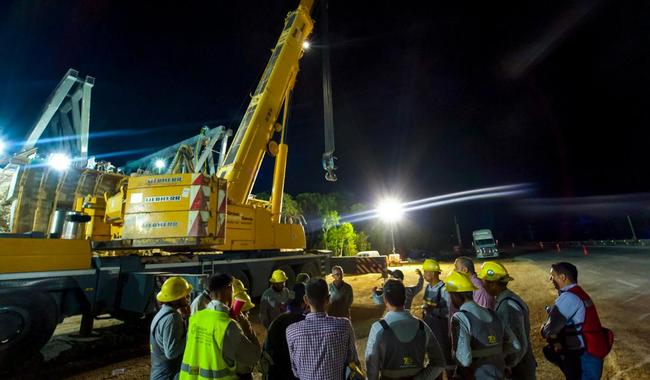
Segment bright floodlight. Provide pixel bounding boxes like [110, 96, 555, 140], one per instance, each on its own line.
[47, 153, 72, 171]
[377, 198, 404, 223]
[302, 40, 311, 50]
[154, 159, 166, 170]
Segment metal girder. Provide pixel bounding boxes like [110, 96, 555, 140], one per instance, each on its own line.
[190, 126, 233, 175]
[22, 69, 94, 162]
[124, 126, 232, 174]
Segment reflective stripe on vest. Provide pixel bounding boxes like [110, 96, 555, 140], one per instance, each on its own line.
[180, 363, 236, 379]
[471, 346, 503, 358]
[179, 309, 237, 380]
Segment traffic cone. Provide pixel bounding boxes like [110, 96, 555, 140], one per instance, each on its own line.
[582, 245, 589, 256]
[556, 243, 561, 253]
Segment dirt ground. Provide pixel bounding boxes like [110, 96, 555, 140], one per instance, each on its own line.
[38, 259, 650, 379]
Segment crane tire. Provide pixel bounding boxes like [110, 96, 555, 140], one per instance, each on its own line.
[0, 291, 58, 367]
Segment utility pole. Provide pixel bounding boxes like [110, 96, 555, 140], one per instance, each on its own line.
[390, 223, 396, 254]
[454, 215, 462, 247]
[627, 215, 637, 241]
[528, 224, 535, 241]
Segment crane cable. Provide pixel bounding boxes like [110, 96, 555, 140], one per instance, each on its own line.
[321, 0, 337, 182]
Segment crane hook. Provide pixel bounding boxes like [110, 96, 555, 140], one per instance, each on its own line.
[322, 153, 337, 182]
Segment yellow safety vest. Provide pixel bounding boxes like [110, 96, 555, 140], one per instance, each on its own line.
[179, 309, 237, 380]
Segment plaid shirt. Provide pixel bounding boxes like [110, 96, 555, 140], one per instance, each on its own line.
[286, 312, 358, 380]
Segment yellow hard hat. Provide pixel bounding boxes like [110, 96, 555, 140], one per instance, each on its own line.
[478, 261, 514, 282]
[234, 291, 255, 312]
[423, 259, 441, 273]
[157, 276, 192, 303]
[232, 278, 247, 293]
[269, 269, 288, 283]
[444, 271, 477, 293]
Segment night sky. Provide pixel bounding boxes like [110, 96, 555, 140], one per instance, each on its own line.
[2, 0, 650, 245]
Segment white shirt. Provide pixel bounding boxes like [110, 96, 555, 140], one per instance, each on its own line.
[555, 284, 585, 346]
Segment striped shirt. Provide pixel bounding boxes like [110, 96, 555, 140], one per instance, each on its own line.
[286, 312, 358, 380]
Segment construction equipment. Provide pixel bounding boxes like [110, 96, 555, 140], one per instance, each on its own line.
[22, 69, 94, 162]
[0, 0, 386, 368]
[124, 126, 233, 175]
[387, 253, 402, 266]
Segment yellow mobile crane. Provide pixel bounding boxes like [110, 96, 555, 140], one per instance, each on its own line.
[0, 0, 385, 367]
[81, 0, 315, 252]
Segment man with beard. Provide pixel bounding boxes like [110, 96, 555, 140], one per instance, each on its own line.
[541, 262, 611, 380]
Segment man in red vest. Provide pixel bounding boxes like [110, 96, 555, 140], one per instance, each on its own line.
[541, 262, 612, 380]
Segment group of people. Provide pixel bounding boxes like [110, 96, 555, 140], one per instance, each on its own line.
[148, 266, 355, 380]
[149, 257, 612, 380]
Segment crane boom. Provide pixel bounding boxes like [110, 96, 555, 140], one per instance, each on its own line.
[217, 0, 314, 205]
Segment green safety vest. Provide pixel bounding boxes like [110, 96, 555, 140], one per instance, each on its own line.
[179, 308, 238, 380]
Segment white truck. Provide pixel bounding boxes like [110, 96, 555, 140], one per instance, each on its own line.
[472, 229, 499, 258]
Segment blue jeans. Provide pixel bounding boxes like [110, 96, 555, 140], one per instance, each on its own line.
[581, 352, 603, 380]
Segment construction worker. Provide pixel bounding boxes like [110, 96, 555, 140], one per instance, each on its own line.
[365, 278, 446, 380]
[328, 265, 354, 318]
[151, 276, 192, 380]
[541, 262, 611, 380]
[261, 283, 307, 380]
[372, 268, 423, 310]
[180, 273, 260, 380]
[479, 261, 536, 379]
[446, 271, 521, 379]
[259, 269, 291, 328]
[421, 259, 453, 379]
